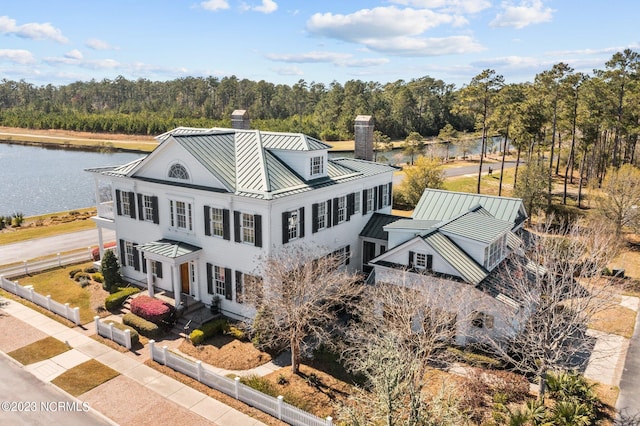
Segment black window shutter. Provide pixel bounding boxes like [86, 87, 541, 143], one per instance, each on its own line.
[132, 245, 140, 271]
[233, 211, 241, 242]
[427, 254, 433, 270]
[128, 192, 137, 219]
[347, 193, 355, 220]
[387, 182, 393, 206]
[156, 262, 163, 278]
[332, 197, 339, 224]
[115, 190, 122, 216]
[119, 239, 126, 265]
[142, 252, 147, 273]
[235, 271, 243, 303]
[206, 263, 213, 294]
[282, 211, 290, 244]
[377, 185, 384, 210]
[326, 200, 333, 228]
[137, 194, 144, 221]
[225, 268, 232, 300]
[299, 207, 305, 238]
[408, 251, 415, 268]
[152, 196, 159, 224]
[204, 206, 211, 236]
[362, 189, 368, 214]
[254, 215, 262, 247]
[345, 245, 351, 265]
[312, 203, 319, 233]
[223, 209, 230, 240]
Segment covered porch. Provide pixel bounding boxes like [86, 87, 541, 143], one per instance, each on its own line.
[137, 239, 202, 310]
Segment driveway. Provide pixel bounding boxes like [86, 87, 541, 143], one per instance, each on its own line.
[0, 229, 114, 266]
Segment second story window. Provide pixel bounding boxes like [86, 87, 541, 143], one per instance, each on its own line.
[310, 156, 324, 176]
[337, 196, 346, 223]
[233, 211, 262, 247]
[282, 207, 305, 244]
[317, 202, 326, 230]
[169, 199, 193, 232]
[211, 207, 224, 237]
[142, 195, 154, 221]
[366, 189, 375, 213]
[288, 210, 300, 240]
[241, 213, 255, 244]
[415, 252, 433, 270]
[121, 193, 131, 216]
[484, 234, 507, 270]
[382, 184, 390, 207]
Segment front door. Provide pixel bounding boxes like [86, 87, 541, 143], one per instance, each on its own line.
[180, 263, 189, 294]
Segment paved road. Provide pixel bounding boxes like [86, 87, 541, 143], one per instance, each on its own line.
[0, 229, 115, 265]
[0, 356, 113, 425]
[393, 159, 520, 185]
[616, 309, 640, 420]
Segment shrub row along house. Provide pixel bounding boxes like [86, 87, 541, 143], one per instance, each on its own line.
[87, 112, 530, 344]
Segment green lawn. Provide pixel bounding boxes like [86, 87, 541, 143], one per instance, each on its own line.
[444, 167, 517, 196]
[51, 359, 119, 397]
[0, 208, 97, 246]
[16, 261, 99, 324]
[8, 336, 70, 365]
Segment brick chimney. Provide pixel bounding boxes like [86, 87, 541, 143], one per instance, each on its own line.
[231, 109, 250, 129]
[354, 115, 374, 161]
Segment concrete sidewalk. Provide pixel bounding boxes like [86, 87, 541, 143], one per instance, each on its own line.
[0, 297, 266, 426]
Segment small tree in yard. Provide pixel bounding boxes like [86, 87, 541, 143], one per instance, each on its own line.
[596, 164, 640, 236]
[101, 249, 121, 292]
[487, 218, 620, 400]
[339, 278, 467, 425]
[397, 156, 445, 207]
[243, 244, 362, 374]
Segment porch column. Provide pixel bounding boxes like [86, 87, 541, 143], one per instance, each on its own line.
[96, 227, 105, 260]
[146, 258, 154, 297]
[172, 265, 181, 308]
[192, 262, 200, 302]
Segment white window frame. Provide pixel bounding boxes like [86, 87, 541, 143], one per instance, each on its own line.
[143, 195, 154, 221]
[353, 192, 361, 214]
[337, 196, 346, 223]
[121, 193, 131, 217]
[151, 260, 160, 276]
[241, 213, 255, 244]
[169, 199, 193, 232]
[168, 163, 189, 180]
[366, 189, 375, 212]
[288, 209, 300, 240]
[333, 245, 350, 266]
[382, 184, 390, 207]
[484, 234, 506, 270]
[125, 241, 134, 267]
[214, 266, 225, 296]
[310, 156, 324, 176]
[415, 252, 427, 269]
[317, 202, 326, 230]
[210, 207, 224, 238]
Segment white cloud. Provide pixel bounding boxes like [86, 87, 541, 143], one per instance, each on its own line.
[490, 0, 554, 29]
[86, 38, 117, 50]
[253, 0, 278, 14]
[365, 35, 485, 56]
[64, 49, 83, 60]
[272, 66, 304, 76]
[0, 15, 68, 43]
[389, 0, 491, 14]
[201, 0, 229, 11]
[0, 49, 35, 64]
[266, 51, 389, 67]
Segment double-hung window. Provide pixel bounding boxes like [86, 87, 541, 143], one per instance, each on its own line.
[382, 184, 390, 207]
[241, 213, 255, 244]
[288, 210, 300, 240]
[215, 266, 226, 296]
[211, 207, 224, 237]
[122, 194, 131, 217]
[142, 195, 154, 221]
[169, 199, 193, 232]
[337, 196, 346, 223]
[125, 241, 134, 267]
[317, 202, 326, 230]
[366, 189, 375, 213]
[415, 252, 433, 270]
[310, 156, 324, 176]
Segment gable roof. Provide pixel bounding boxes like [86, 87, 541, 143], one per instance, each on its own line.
[360, 213, 405, 240]
[439, 210, 513, 244]
[412, 189, 527, 228]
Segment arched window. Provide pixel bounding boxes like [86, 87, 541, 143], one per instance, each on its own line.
[168, 163, 189, 180]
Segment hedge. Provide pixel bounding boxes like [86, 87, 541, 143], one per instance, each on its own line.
[104, 320, 140, 346]
[122, 312, 162, 339]
[104, 287, 140, 311]
[189, 319, 228, 345]
[130, 295, 171, 324]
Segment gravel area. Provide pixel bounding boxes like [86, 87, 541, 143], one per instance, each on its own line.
[81, 375, 216, 425]
[0, 312, 47, 353]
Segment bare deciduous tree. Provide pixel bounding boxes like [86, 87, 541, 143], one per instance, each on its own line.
[596, 164, 640, 236]
[488, 219, 621, 399]
[243, 244, 362, 374]
[340, 278, 466, 425]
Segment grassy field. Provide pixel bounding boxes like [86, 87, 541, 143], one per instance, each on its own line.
[8, 336, 70, 365]
[0, 208, 97, 246]
[51, 359, 119, 397]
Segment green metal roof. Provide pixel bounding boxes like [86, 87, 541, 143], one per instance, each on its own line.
[423, 231, 488, 284]
[137, 239, 201, 259]
[259, 131, 331, 151]
[360, 213, 405, 240]
[385, 219, 439, 231]
[439, 211, 513, 244]
[412, 189, 527, 227]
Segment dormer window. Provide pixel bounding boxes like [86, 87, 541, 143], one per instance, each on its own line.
[484, 233, 507, 270]
[310, 156, 324, 176]
[168, 163, 189, 180]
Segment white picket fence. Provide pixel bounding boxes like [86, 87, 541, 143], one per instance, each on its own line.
[0, 276, 81, 325]
[94, 316, 132, 349]
[0, 249, 94, 279]
[149, 341, 333, 426]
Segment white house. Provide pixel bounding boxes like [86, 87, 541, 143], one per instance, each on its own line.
[362, 189, 531, 346]
[86, 114, 395, 320]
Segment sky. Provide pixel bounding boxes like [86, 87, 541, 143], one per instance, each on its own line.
[1, 1, 639, 89]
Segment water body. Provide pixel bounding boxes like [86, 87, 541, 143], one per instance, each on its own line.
[0, 143, 142, 217]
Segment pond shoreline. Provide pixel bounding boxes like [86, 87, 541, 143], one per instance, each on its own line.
[0, 139, 148, 154]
